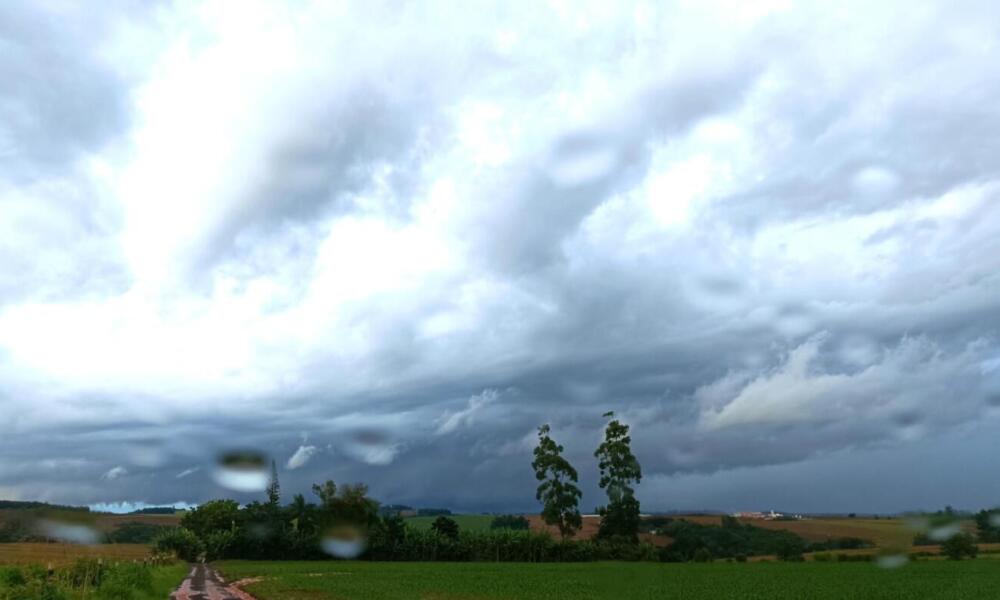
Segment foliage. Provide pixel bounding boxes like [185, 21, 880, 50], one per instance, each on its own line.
[941, 533, 978, 560]
[531, 424, 583, 540]
[180, 499, 240, 538]
[593, 412, 642, 543]
[215, 560, 1000, 600]
[153, 527, 205, 562]
[656, 518, 815, 562]
[490, 515, 530, 531]
[416, 508, 452, 516]
[0, 561, 183, 600]
[974, 508, 1000, 542]
[431, 516, 460, 540]
[106, 522, 172, 544]
[266, 460, 281, 506]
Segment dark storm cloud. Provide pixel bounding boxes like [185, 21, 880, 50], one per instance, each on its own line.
[2, 1, 1000, 515]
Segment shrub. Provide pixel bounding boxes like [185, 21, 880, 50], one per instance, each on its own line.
[0, 566, 26, 587]
[942, 533, 978, 560]
[490, 515, 530, 530]
[431, 516, 460, 540]
[153, 527, 204, 562]
[692, 548, 713, 562]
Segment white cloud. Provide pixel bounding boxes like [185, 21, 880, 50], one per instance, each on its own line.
[286, 445, 319, 470]
[100, 466, 128, 481]
[175, 467, 200, 479]
[435, 389, 502, 435]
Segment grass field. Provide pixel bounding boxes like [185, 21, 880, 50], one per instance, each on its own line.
[404, 514, 495, 531]
[0, 542, 152, 566]
[217, 560, 1000, 600]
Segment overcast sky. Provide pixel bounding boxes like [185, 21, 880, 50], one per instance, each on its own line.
[2, 0, 1000, 515]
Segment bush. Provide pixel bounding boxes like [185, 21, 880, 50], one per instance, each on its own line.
[692, 548, 713, 562]
[490, 515, 530, 531]
[0, 566, 26, 587]
[812, 552, 833, 562]
[942, 533, 978, 560]
[153, 527, 205, 562]
[431, 516, 460, 540]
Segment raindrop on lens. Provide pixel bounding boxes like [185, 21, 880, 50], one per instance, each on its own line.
[990, 514, 1000, 528]
[321, 525, 367, 559]
[212, 450, 270, 492]
[36, 513, 100, 545]
[928, 523, 962, 542]
[876, 554, 908, 569]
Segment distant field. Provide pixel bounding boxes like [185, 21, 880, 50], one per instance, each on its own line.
[217, 560, 1000, 600]
[404, 514, 495, 531]
[0, 542, 151, 566]
[678, 515, 929, 548]
[526, 514, 927, 548]
[92, 512, 182, 531]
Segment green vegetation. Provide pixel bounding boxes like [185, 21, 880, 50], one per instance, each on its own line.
[490, 515, 530, 531]
[217, 560, 1000, 600]
[532, 424, 583, 540]
[0, 560, 186, 600]
[594, 412, 642, 543]
[403, 514, 493, 532]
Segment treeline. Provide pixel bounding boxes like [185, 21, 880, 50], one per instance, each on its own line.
[0, 501, 88, 512]
[649, 516, 869, 562]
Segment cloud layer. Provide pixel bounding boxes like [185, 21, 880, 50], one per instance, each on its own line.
[1, 0, 999, 513]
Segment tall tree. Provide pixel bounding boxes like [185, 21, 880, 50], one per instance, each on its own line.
[531, 424, 583, 540]
[266, 459, 281, 506]
[594, 411, 642, 542]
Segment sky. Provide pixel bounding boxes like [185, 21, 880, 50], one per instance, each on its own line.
[1, 0, 1000, 515]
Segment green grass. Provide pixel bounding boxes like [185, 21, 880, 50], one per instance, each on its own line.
[136, 563, 189, 600]
[404, 514, 495, 532]
[216, 559, 1000, 600]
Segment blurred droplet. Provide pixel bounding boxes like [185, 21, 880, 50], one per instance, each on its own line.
[353, 429, 389, 446]
[928, 523, 962, 541]
[321, 525, 367, 559]
[875, 554, 908, 569]
[213, 450, 269, 492]
[35, 513, 100, 545]
[547, 134, 619, 188]
[990, 514, 1000, 528]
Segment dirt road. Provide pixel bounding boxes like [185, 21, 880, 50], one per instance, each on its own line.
[170, 563, 257, 600]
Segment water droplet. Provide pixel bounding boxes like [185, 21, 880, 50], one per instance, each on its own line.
[990, 514, 1000, 528]
[36, 514, 100, 545]
[321, 525, 367, 559]
[876, 554, 908, 569]
[212, 450, 269, 492]
[928, 523, 962, 542]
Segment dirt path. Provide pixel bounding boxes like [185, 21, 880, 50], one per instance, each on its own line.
[170, 563, 258, 600]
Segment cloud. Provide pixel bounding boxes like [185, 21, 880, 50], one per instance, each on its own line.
[1, 1, 1000, 513]
[100, 466, 128, 481]
[176, 467, 200, 479]
[435, 389, 503, 435]
[286, 445, 319, 470]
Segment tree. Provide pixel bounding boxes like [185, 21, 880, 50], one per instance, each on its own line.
[266, 460, 281, 506]
[181, 499, 240, 538]
[594, 412, 642, 542]
[941, 532, 978, 560]
[431, 516, 459, 540]
[531, 424, 583, 540]
[974, 508, 1000, 543]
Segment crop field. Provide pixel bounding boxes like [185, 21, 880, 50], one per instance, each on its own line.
[217, 560, 1000, 600]
[0, 542, 152, 566]
[404, 514, 495, 531]
[676, 515, 920, 547]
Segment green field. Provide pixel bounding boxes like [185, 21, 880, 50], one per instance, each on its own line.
[217, 560, 1000, 600]
[404, 514, 495, 531]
